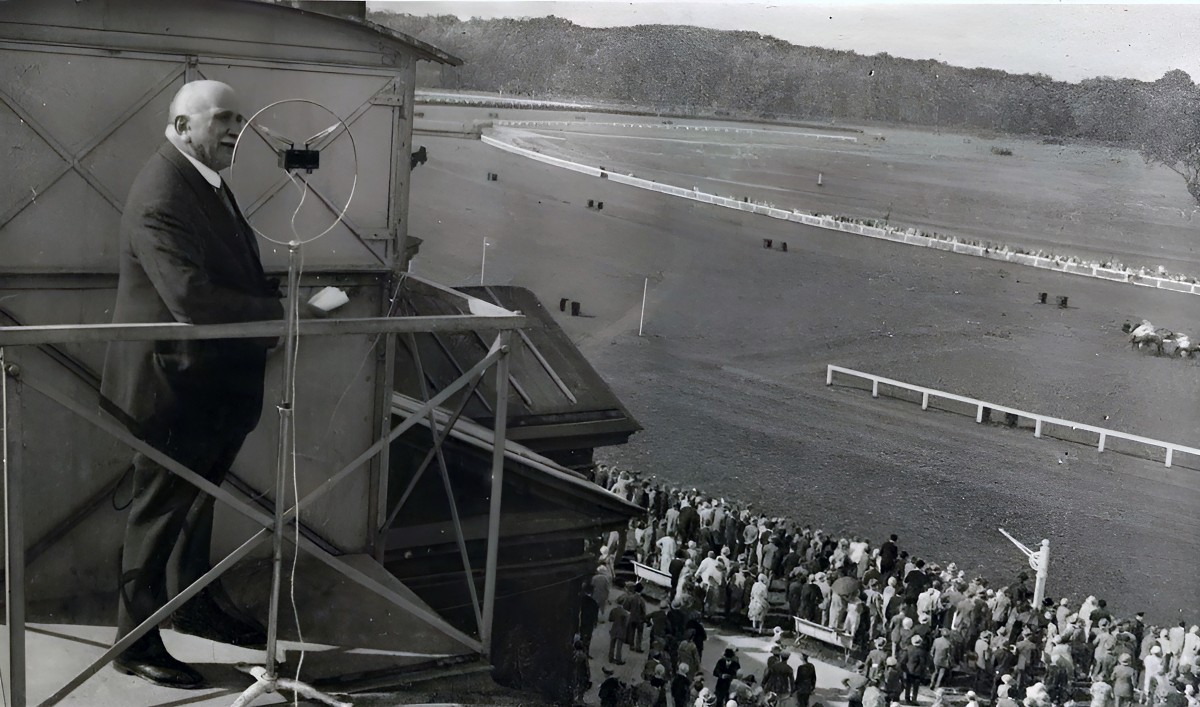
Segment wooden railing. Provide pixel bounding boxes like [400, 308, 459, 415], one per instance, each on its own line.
[826, 364, 1200, 468]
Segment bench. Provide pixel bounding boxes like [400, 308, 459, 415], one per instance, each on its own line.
[632, 560, 673, 589]
[793, 616, 853, 653]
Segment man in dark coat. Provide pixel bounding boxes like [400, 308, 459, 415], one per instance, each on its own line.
[903, 560, 932, 606]
[676, 501, 700, 544]
[794, 652, 818, 707]
[901, 634, 933, 704]
[100, 80, 283, 689]
[621, 583, 649, 652]
[787, 570, 806, 618]
[598, 667, 626, 707]
[713, 647, 741, 706]
[879, 534, 900, 577]
[671, 663, 692, 707]
[799, 574, 824, 624]
[580, 582, 601, 653]
[609, 602, 631, 665]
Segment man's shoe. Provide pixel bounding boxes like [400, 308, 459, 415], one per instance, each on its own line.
[113, 651, 205, 689]
[172, 592, 267, 648]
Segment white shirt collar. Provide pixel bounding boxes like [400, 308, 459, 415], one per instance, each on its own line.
[168, 138, 222, 189]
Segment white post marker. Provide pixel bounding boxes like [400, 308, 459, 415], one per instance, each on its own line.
[480, 238, 490, 286]
[639, 277, 649, 336]
[999, 528, 1049, 607]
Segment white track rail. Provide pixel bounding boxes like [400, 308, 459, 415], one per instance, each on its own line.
[826, 364, 1200, 468]
[482, 130, 1200, 298]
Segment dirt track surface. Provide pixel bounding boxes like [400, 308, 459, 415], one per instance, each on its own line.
[407, 108, 1200, 624]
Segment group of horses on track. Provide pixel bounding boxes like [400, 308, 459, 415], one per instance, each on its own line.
[1126, 320, 1200, 357]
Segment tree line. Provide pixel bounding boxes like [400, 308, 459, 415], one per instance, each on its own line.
[373, 12, 1200, 204]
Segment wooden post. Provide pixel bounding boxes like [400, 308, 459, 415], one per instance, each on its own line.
[638, 278, 648, 337]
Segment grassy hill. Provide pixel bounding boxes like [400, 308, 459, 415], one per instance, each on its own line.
[374, 10, 1193, 148]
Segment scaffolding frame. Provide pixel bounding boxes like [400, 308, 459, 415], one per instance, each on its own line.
[0, 307, 522, 707]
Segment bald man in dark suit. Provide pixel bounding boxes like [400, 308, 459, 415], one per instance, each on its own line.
[100, 80, 282, 689]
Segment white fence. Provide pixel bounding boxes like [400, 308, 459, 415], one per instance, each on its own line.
[481, 130, 1200, 298]
[826, 364, 1200, 468]
[493, 119, 859, 143]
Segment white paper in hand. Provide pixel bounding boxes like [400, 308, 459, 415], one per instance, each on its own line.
[308, 286, 349, 312]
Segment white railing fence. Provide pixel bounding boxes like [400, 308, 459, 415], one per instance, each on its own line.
[825, 364, 1199, 469]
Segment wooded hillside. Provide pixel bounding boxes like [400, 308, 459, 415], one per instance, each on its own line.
[374, 11, 1197, 147]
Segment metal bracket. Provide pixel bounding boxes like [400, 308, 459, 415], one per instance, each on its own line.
[370, 93, 406, 108]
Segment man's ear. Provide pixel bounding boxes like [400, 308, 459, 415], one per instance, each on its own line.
[173, 115, 188, 136]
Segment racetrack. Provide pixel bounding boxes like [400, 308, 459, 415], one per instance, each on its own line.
[407, 106, 1200, 622]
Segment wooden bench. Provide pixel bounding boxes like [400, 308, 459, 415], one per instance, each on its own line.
[793, 616, 853, 653]
[632, 560, 673, 589]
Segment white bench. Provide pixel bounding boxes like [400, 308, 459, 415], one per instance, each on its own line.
[632, 560, 673, 589]
[793, 616, 853, 653]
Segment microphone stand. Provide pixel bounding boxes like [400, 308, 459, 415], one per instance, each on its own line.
[232, 241, 350, 707]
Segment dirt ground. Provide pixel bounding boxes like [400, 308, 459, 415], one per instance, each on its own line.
[407, 108, 1200, 625]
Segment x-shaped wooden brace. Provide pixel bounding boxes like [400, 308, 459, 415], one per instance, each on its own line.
[21, 335, 505, 706]
[0, 62, 187, 231]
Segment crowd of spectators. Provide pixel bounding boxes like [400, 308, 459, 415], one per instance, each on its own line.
[570, 465, 1200, 707]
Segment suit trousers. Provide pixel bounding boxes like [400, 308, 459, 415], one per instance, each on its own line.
[116, 406, 247, 657]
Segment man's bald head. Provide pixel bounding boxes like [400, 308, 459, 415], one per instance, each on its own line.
[165, 80, 245, 171]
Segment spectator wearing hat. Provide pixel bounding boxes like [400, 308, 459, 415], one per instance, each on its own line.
[799, 574, 823, 625]
[636, 664, 669, 707]
[714, 648, 741, 707]
[974, 631, 994, 693]
[622, 583, 649, 653]
[882, 656, 904, 706]
[1142, 643, 1161, 696]
[599, 666, 625, 707]
[901, 634, 933, 705]
[609, 601, 631, 665]
[1090, 679, 1113, 707]
[1180, 626, 1199, 669]
[672, 663, 693, 707]
[593, 565, 613, 624]
[1015, 627, 1040, 690]
[1112, 654, 1138, 707]
[931, 628, 954, 690]
[992, 646, 1018, 699]
[749, 574, 771, 634]
[844, 661, 870, 707]
[1044, 647, 1074, 705]
[787, 570, 806, 619]
[794, 652, 818, 707]
[678, 629, 701, 681]
[580, 582, 600, 653]
[867, 637, 890, 682]
[643, 648, 666, 682]
[658, 533, 679, 574]
[1094, 642, 1119, 683]
[568, 637, 591, 703]
[677, 501, 701, 545]
[763, 649, 794, 698]
[879, 535, 900, 578]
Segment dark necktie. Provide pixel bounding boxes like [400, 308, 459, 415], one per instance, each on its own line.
[215, 182, 261, 257]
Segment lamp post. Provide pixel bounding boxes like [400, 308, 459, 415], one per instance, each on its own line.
[999, 528, 1049, 607]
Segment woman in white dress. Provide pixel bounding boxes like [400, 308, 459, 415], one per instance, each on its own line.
[749, 573, 770, 634]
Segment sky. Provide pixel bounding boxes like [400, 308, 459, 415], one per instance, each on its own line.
[367, 1, 1200, 83]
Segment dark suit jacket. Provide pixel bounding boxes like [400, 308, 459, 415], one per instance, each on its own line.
[101, 142, 283, 438]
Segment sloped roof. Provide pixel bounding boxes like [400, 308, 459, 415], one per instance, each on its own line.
[392, 285, 642, 452]
[0, 0, 462, 66]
